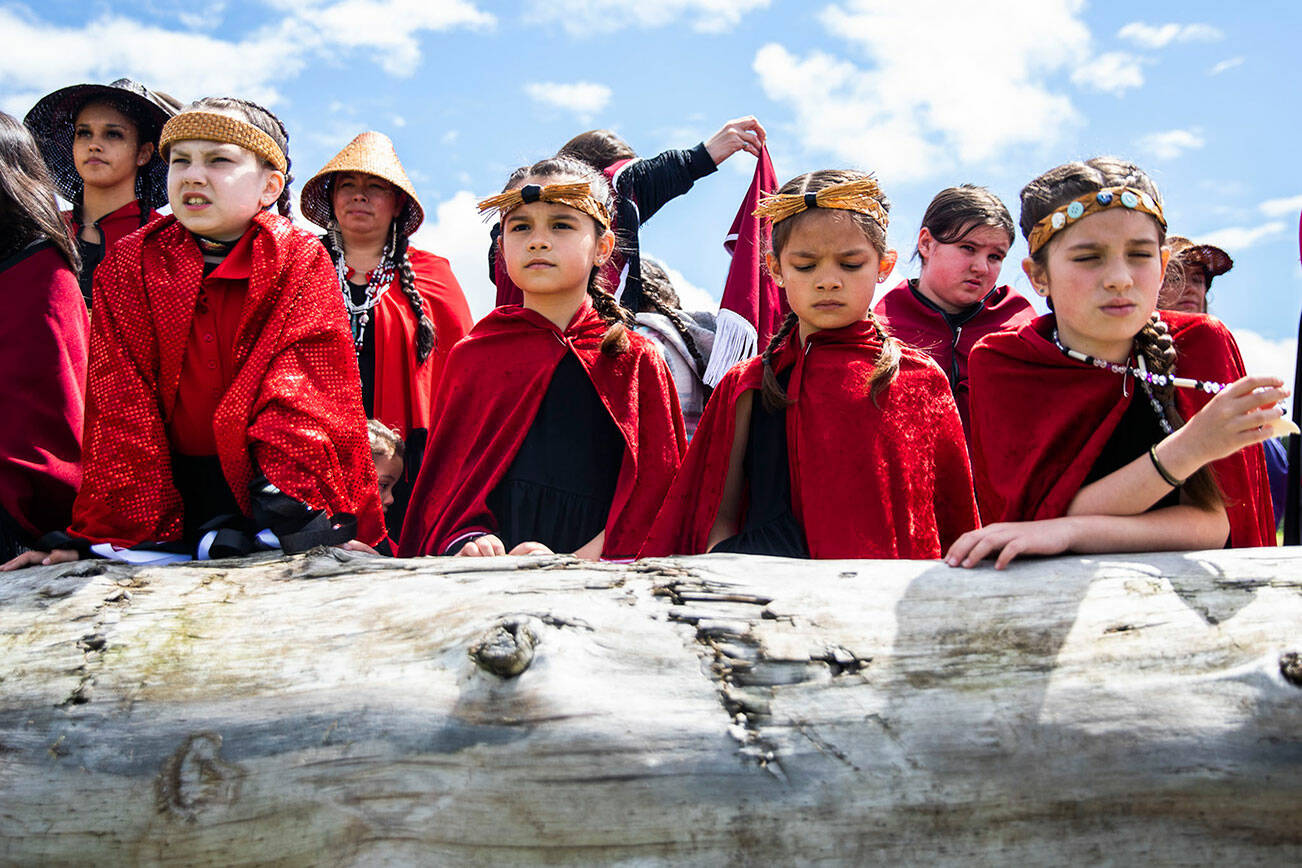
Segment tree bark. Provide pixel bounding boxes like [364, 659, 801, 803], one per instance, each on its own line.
[1, 548, 1300, 864]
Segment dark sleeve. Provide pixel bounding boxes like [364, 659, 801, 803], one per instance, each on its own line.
[616, 144, 718, 224]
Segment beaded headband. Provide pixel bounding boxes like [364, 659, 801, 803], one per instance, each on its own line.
[477, 181, 611, 229]
[752, 177, 889, 229]
[159, 110, 288, 173]
[1028, 185, 1165, 256]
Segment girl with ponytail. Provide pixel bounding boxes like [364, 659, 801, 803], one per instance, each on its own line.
[399, 157, 685, 560]
[949, 157, 1284, 570]
[300, 132, 473, 537]
[641, 170, 979, 559]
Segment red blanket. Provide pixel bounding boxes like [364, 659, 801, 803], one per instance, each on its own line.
[399, 301, 685, 558]
[372, 247, 474, 438]
[0, 242, 88, 538]
[641, 321, 979, 558]
[968, 312, 1274, 546]
[71, 210, 385, 548]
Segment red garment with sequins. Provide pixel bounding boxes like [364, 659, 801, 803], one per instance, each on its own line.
[968, 312, 1275, 547]
[398, 301, 686, 558]
[0, 242, 88, 537]
[71, 211, 385, 548]
[640, 321, 980, 559]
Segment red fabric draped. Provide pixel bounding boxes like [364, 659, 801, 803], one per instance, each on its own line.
[641, 321, 979, 559]
[720, 146, 785, 348]
[71, 210, 385, 548]
[968, 312, 1274, 547]
[0, 243, 88, 537]
[372, 247, 474, 437]
[399, 300, 685, 558]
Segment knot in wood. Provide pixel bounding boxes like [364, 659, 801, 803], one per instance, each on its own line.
[1281, 652, 1302, 688]
[155, 732, 245, 822]
[469, 617, 539, 678]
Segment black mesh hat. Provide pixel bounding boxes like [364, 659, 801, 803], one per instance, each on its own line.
[23, 78, 182, 209]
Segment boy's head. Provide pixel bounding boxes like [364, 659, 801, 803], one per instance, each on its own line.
[159, 98, 291, 240]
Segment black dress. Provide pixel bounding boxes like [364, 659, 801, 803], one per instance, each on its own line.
[486, 353, 624, 553]
[347, 279, 378, 417]
[712, 372, 810, 557]
[1083, 386, 1181, 510]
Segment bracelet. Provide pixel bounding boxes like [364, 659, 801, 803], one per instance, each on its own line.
[1148, 444, 1185, 488]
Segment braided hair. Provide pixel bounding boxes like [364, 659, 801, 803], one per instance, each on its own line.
[186, 97, 293, 217]
[1020, 157, 1221, 509]
[500, 155, 633, 356]
[637, 259, 707, 377]
[761, 169, 901, 411]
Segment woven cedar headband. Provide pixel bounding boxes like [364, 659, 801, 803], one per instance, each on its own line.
[1028, 185, 1166, 256]
[159, 111, 288, 173]
[476, 182, 610, 229]
[752, 177, 889, 229]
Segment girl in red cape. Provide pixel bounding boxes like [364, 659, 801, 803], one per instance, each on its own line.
[641, 170, 979, 560]
[399, 156, 684, 560]
[0, 112, 89, 561]
[3, 97, 384, 571]
[949, 157, 1283, 570]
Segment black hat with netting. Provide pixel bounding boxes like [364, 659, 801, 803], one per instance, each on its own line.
[23, 78, 181, 208]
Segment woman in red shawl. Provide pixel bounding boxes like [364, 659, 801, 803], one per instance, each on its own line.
[3, 97, 384, 570]
[948, 157, 1284, 570]
[641, 170, 979, 560]
[0, 112, 89, 561]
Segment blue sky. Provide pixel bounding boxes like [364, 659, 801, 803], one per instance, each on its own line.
[4, 0, 1300, 387]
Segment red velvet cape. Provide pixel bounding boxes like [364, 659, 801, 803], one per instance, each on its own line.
[0, 242, 89, 537]
[372, 247, 474, 438]
[71, 210, 385, 548]
[874, 279, 1035, 434]
[399, 300, 686, 558]
[641, 321, 980, 559]
[968, 312, 1274, 547]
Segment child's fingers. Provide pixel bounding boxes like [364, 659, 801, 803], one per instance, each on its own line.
[1, 550, 48, 571]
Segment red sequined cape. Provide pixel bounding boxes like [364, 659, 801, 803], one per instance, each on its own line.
[640, 321, 980, 559]
[70, 210, 385, 548]
[968, 312, 1275, 547]
[372, 247, 473, 438]
[399, 301, 686, 558]
[0, 242, 88, 537]
[874, 279, 1035, 435]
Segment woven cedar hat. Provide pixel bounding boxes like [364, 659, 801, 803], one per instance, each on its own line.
[1168, 235, 1234, 279]
[300, 131, 424, 237]
[23, 78, 182, 208]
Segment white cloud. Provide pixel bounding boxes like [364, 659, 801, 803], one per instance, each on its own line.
[525, 0, 770, 36]
[410, 191, 496, 320]
[1136, 128, 1204, 160]
[649, 258, 719, 311]
[1201, 221, 1288, 252]
[523, 81, 612, 121]
[1209, 56, 1244, 76]
[1118, 21, 1223, 49]
[0, 1, 492, 113]
[1071, 52, 1145, 95]
[1259, 195, 1302, 218]
[1232, 328, 1296, 407]
[753, 0, 1093, 182]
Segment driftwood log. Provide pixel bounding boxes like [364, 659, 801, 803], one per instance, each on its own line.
[1, 547, 1300, 864]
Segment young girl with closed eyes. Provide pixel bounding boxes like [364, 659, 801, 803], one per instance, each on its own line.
[948, 157, 1283, 570]
[641, 170, 979, 559]
[400, 156, 684, 560]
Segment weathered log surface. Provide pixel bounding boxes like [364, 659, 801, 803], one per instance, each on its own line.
[1, 548, 1300, 865]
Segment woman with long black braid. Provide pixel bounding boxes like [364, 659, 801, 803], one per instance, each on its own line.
[300, 132, 473, 537]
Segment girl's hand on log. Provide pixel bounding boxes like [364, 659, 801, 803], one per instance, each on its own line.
[944, 519, 1079, 571]
[1, 548, 80, 571]
[508, 541, 553, 556]
[1156, 376, 1291, 481]
[337, 540, 380, 556]
[455, 534, 506, 557]
[704, 116, 766, 164]
[572, 530, 605, 561]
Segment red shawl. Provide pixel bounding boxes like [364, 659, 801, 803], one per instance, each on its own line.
[641, 321, 980, 559]
[399, 300, 686, 558]
[0, 242, 88, 537]
[71, 210, 385, 548]
[968, 312, 1274, 547]
[372, 247, 474, 437]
